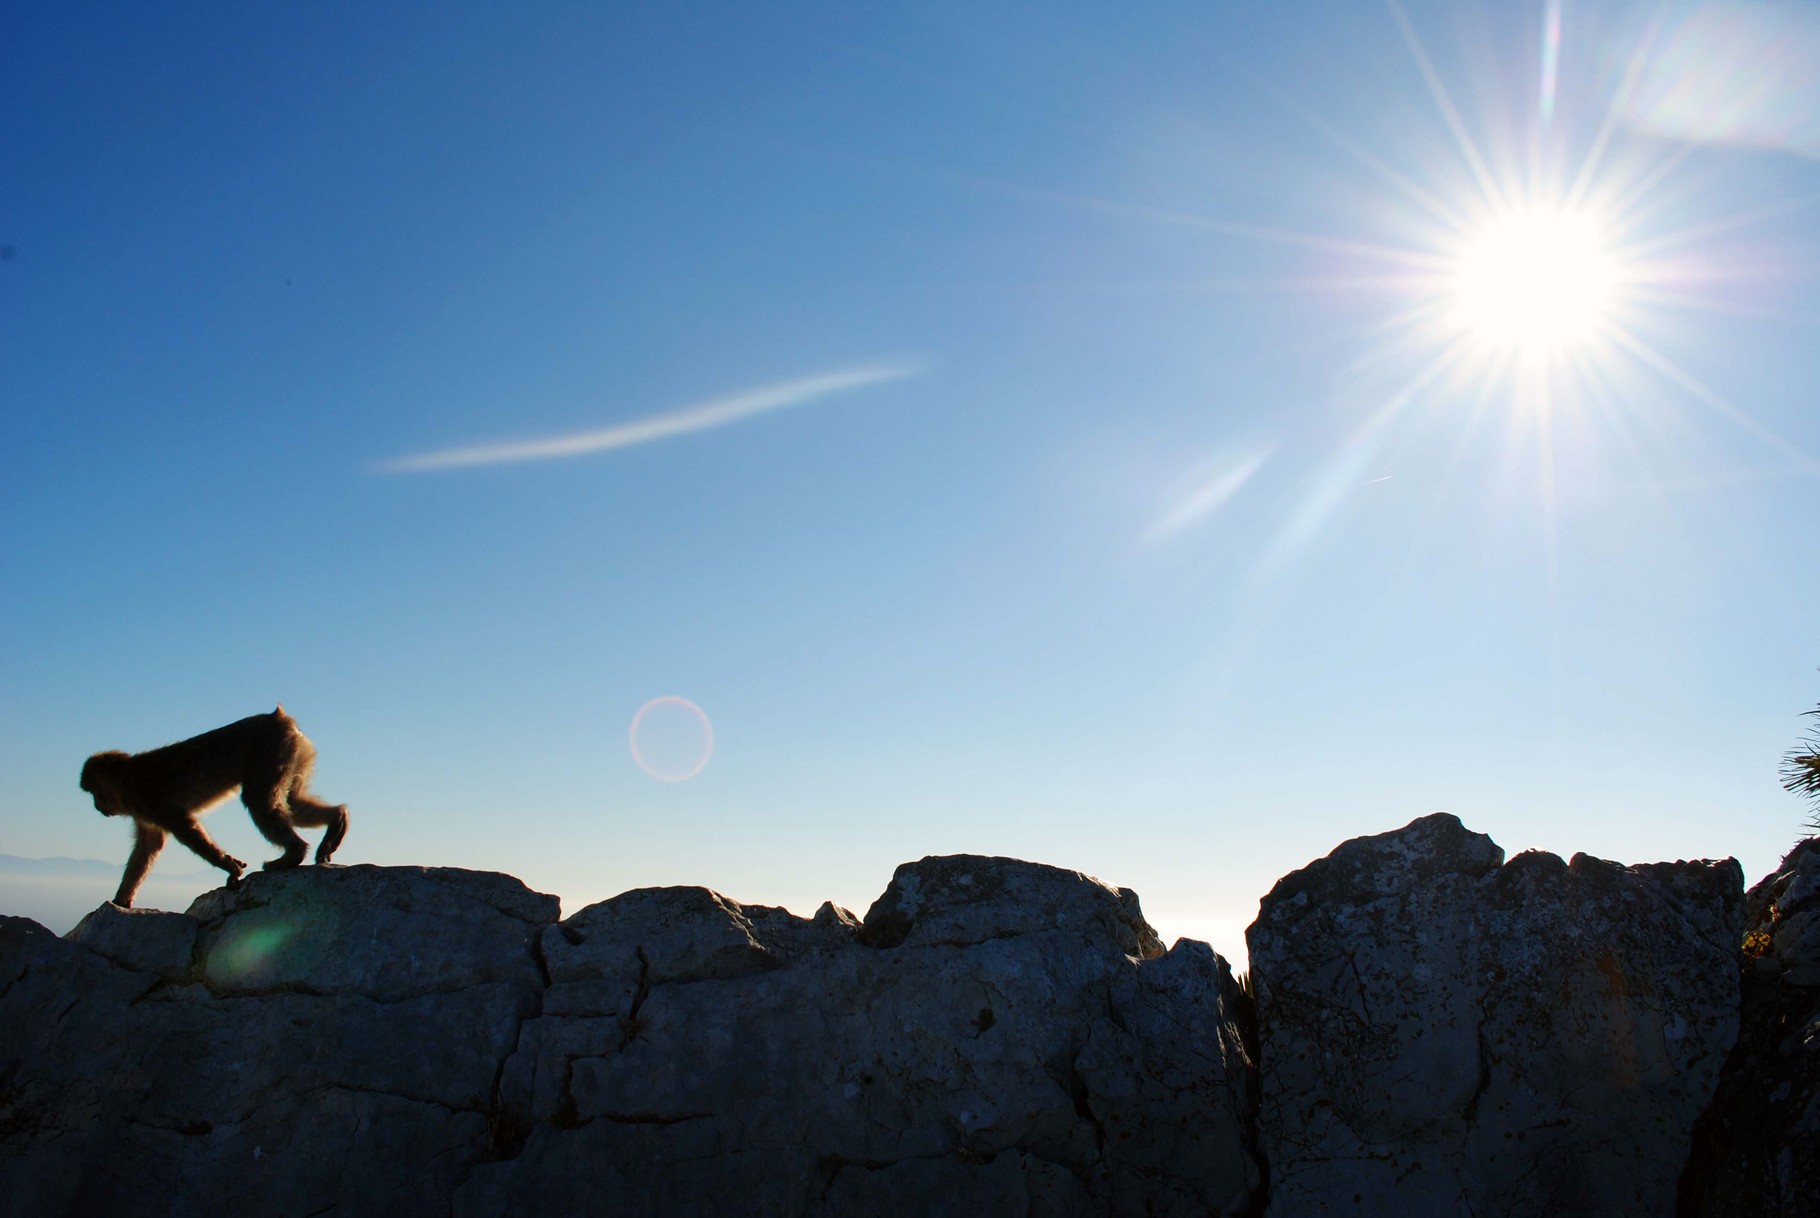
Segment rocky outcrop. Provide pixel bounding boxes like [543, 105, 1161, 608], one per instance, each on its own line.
[1679, 837, 1820, 1217]
[0, 856, 1259, 1218]
[1249, 813, 1745, 1217]
[468, 855, 1255, 1216]
[0, 817, 1775, 1217]
[1, 866, 554, 1218]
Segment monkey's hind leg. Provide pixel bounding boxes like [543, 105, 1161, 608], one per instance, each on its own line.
[243, 778, 310, 871]
[288, 787, 349, 864]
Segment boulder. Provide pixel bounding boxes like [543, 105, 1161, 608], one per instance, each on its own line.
[0, 866, 556, 1218]
[856, 853, 1166, 958]
[1249, 813, 1744, 1217]
[463, 856, 1258, 1216]
[1679, 837, 1820, 1217]
[66, 901, 197, 977]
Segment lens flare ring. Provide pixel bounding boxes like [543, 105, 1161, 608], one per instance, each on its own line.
[628, 695, 715, 783]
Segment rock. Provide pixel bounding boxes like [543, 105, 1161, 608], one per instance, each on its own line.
[857, 854, 1167, 959]
[0, 916, 154, 1218]
[18, 825, 1773, 1218]
[1679, 837, 1820, 1217]
[0, 866, 556, 1218]
[1249, 812, 1744, 1218]
[187, 863, 557, 998]
[543, 885, 786, 991]
[466, 856, 1257, 1216]
[66, 901, 196, 977]
[0, 856, 1259, 1217]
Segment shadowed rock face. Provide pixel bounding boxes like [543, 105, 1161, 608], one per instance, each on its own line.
[1679, 837, 1820, 1218]
[0, 856, 1259, 1218]
[1, 824, 1774, 1217]
[2, 866, 555, 1218]
[1249, 813, 1745, 1218]
[471, 854, 1257, 1217]
[856, 854, 1166, 959]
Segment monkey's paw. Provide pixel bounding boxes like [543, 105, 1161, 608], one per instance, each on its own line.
[263, 852, 306, 872]
[224, 857, 247, 885]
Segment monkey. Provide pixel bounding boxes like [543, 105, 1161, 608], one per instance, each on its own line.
[79, 705, 349, 908]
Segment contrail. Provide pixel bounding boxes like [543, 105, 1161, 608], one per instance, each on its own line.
[377, 363, 921, 473]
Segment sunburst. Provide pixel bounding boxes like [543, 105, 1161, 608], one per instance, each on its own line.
[1446, 207, 1619, 355]
[1104, 0, 1820, 593]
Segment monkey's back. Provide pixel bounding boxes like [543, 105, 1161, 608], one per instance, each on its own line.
[130, 710, 316, 809]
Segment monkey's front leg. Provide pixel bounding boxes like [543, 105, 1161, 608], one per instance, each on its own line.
[114, 821, 167, 908]
[167, 818, 247, 887]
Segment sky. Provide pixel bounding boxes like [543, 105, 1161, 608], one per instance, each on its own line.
[4, 1, 1818, 967]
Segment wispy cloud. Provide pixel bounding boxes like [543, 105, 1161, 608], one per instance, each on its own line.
[376, 363, 921, 473]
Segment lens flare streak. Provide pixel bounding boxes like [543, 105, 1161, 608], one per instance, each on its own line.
[1146, 449, 1274, 545]
[1539, 0, 1562, 128]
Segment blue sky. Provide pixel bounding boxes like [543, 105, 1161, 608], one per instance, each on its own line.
[4, 1, 1817, 963]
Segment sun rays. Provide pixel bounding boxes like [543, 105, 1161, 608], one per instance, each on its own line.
[1344, 5, 1810, 442]
[1119, 0, 1820, 634]
[1369, 0, 1818, 475]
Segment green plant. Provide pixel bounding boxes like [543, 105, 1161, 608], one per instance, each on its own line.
[1785, 704, 1820, 829]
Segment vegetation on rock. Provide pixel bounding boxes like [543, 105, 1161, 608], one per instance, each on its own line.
[1785, 703, 1820, 827]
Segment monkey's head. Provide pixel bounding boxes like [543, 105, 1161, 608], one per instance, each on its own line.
[80, 752, 131, 816]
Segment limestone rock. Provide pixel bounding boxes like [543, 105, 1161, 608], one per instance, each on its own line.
[1249, 812, 1744, 1218]
[0, 866, 556, 1218]
[0, 856, 1258, 1217]
[857, 854, 1167, 959]
[0, 916, 154, 1218]
[1680, 837, 1820, 1217]
[67, 901, 196, 977]
[465, 856, 1257, 1216]
[185, 863, 557, 999]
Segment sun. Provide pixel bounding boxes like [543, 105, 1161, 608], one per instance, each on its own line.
[1446, 207, 1618, 355]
